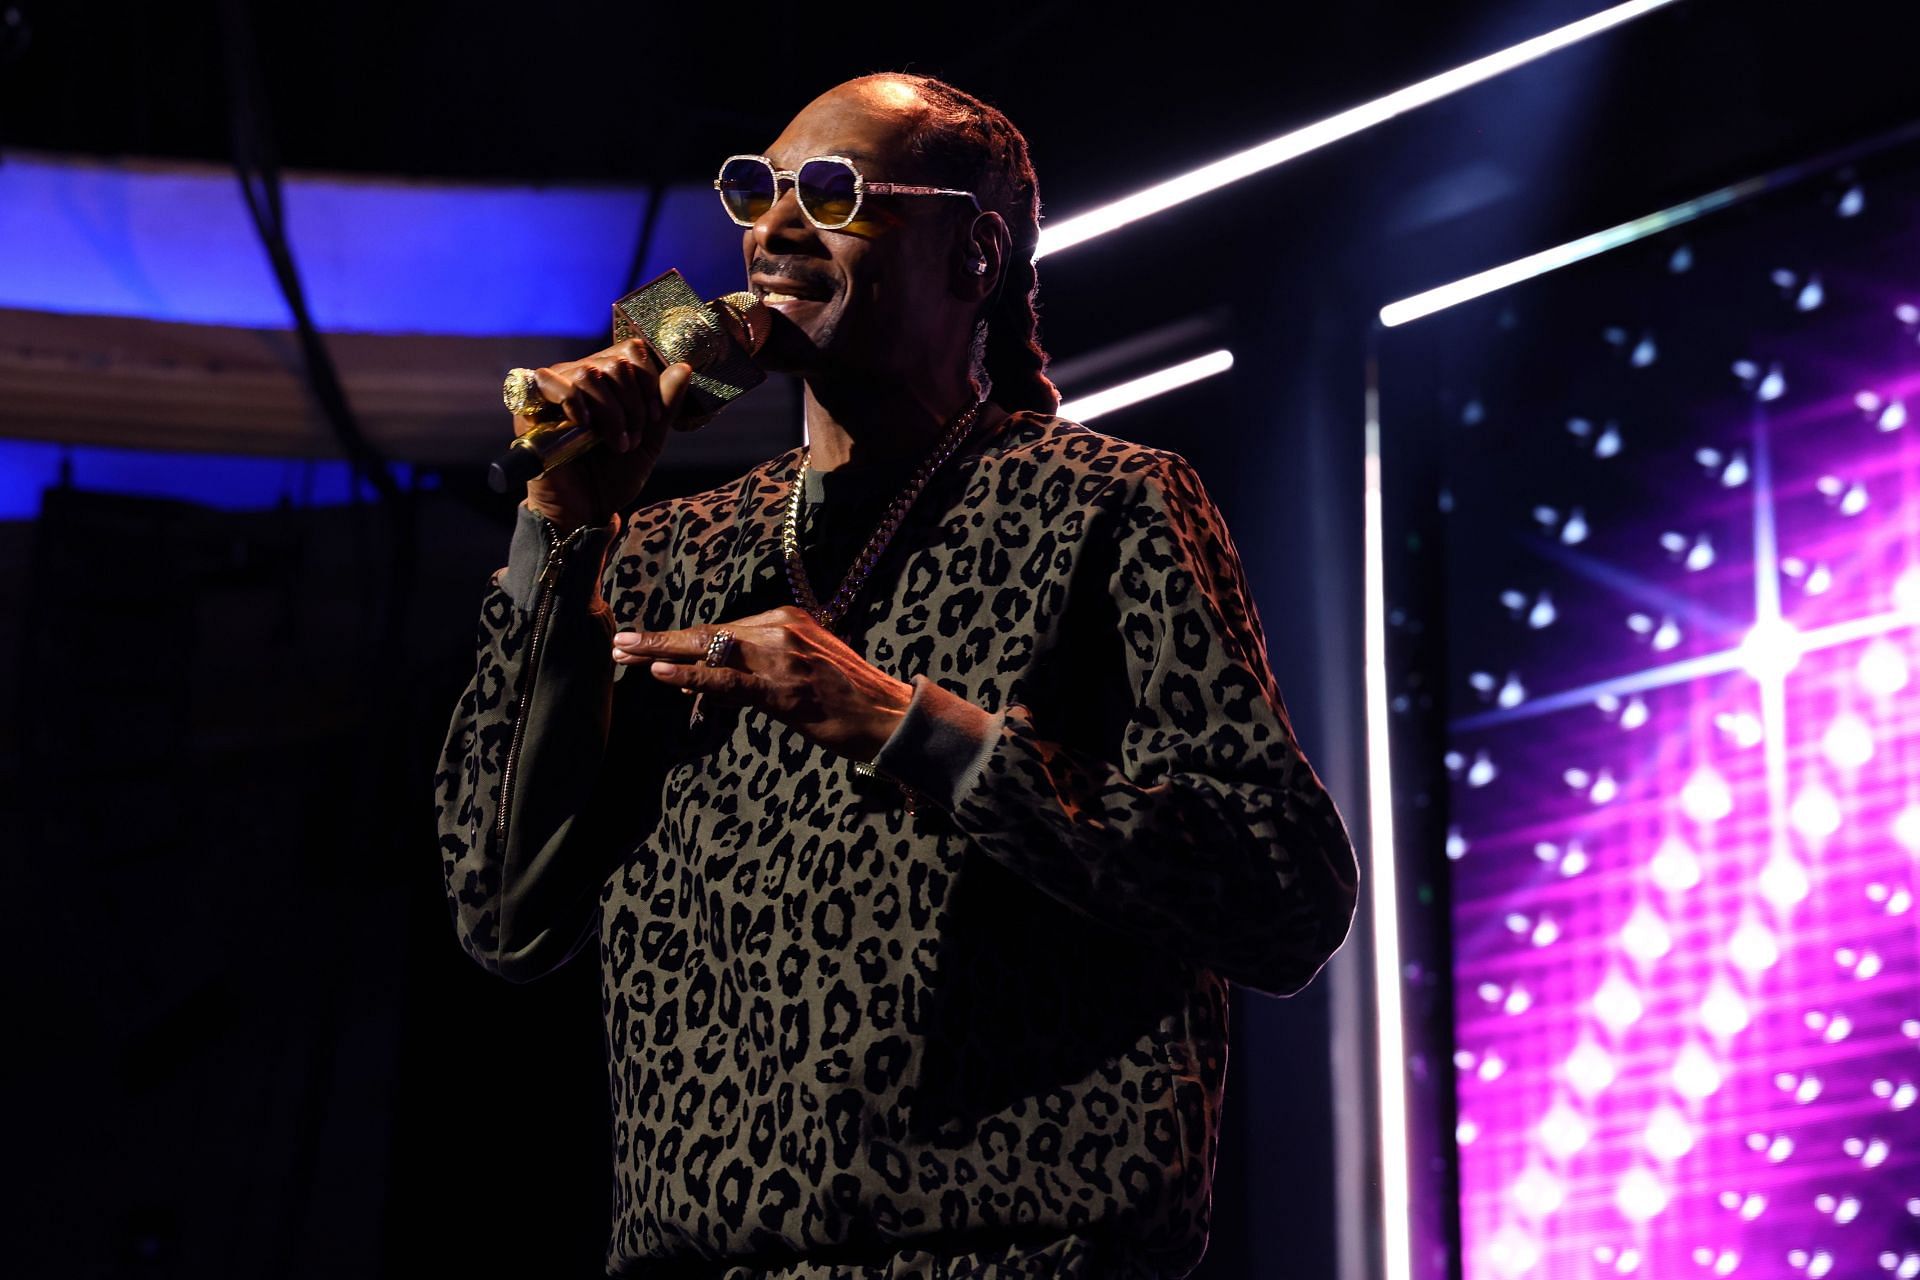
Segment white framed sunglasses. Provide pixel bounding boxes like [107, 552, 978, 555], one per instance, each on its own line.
[714, 153, 981, 231]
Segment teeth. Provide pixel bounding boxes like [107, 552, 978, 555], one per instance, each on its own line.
[761, 291, 800, 304]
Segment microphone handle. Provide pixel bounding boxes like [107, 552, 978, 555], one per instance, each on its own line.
[486, 273, 766, 495]
[490, 417, 592, 492]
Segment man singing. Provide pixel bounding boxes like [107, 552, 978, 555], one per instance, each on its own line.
[437, 73, 1357, 1278]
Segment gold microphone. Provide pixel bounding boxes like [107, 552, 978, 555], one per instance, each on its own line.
[489, 269, 773, 493]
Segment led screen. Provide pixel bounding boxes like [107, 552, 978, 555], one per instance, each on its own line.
[1383, 147, 1920, 1279]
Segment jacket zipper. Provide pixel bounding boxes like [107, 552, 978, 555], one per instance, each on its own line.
[494, 522, 593, 844]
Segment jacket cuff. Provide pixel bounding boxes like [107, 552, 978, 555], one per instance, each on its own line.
[496, 502, 618, 610]
[869, 675, 1000, 811]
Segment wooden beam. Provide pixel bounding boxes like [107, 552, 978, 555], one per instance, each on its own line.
[0, 307, 800, 468]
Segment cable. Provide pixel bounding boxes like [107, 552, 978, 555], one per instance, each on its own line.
[0, 3, 31, 69]
[622, 180, 669, 298]
[218, 0, 397, 506]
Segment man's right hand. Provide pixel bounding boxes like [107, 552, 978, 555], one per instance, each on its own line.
[515, 339, 697, 529]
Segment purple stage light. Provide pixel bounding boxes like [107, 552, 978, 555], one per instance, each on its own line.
[1385, 149, 1920, 1280]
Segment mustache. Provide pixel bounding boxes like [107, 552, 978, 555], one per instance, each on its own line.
[750, 257, 839, 294]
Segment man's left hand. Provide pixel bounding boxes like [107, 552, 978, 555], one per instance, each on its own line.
[612, 607, 912, 761]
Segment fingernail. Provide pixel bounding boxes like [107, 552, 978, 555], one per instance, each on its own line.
[613, 632, 640, 646]
[650, 661, 676, 676]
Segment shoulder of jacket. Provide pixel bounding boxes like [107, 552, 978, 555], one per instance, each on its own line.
[988, 412, 1194, 483]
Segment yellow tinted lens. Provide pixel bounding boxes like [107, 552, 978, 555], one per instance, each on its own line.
[717, 158, 775, 223]
[797, 159, 859, 227]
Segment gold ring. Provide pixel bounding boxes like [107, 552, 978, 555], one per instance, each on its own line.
[502, 368, 564, 424]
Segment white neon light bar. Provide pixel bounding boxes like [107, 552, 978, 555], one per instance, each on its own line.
[1056, 349, 1234, 420]
[1362, 380, 1415, 1280]
[1035, 0, 1680, 259]
[1379, 173, 1764, 326]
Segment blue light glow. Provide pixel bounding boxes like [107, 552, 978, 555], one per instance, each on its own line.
[0, 439, 429, 520]
[0, 155, 741, 335]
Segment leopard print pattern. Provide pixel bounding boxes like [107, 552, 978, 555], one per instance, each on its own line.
[437, 414, 1358, 1277]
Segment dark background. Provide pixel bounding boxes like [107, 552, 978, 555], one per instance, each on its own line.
[4, 1, 1918, 1275]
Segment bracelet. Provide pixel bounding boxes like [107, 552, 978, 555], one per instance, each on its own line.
[851, 758, 922, 815]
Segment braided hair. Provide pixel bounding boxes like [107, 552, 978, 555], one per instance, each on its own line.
[866, 74, 1060, 416]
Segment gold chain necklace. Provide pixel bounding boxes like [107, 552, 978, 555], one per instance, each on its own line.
[783, 401, 985, 629]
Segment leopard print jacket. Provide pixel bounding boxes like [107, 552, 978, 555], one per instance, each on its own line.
[436, 413, 1358, 1277]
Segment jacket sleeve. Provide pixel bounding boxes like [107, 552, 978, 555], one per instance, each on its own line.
[871, 452, 1359, 996]
[434, 502, 630, 983]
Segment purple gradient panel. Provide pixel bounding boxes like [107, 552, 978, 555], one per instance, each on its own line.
[1444, 250, 1920, 1271]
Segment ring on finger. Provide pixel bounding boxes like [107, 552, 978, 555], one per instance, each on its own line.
[703, 629, 738, 668]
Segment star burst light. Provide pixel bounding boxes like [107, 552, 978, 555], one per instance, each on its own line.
[1698, 977, 1752, 1038]
[1644, 1105, 1696, 1161]
[1671, 1043, 1724, 1099]
[1680, 766, 1735, 821]
[1593, 971, 1646, 1031]
[1428, 175, 1920, 1274]
[1727, 918, 1781, 973]
[1615, 1167, 1671, 1222]
[1648, 836, 1703, 891]
[1420, 153, 1920, 1280]
[1537, 1100, 1592, 1159]
[1738, 617, 1804, 679]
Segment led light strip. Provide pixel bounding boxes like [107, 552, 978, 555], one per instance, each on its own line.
[1035, 0, 1680, 259]
[1362, 363, 1415, 1280]
[1378, 178, 1761, 327]
[1378, 114, 1920, 328]
[1056, 349, 1235, 420]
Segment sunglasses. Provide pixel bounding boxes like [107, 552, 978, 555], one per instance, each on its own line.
[714, 154, 981, 231]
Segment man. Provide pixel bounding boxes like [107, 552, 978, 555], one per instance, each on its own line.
[437, 73, 1357, 1278]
